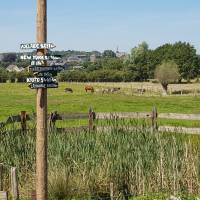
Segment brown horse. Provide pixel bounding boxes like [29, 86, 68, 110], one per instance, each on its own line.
[85, 85, 94, 93]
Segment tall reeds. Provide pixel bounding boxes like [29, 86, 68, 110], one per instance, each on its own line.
[0, 120, 199, 199]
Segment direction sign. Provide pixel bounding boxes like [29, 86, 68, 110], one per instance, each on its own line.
[31, 60, 45, 66]
[29, 82, 58, 89]
[36, 71, 57, 77]
[29, 65, 64, 73]
[27, 77, 57, 83]
[20, 55, 61, 61]
[20, 43, 56, 50]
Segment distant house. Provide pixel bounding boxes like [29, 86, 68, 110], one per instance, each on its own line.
[6, 65, 24, 72]
[90, 54, 97, 63]
[116, 51, 127, 58]
[0, 54, 4, 62]
[67, 55, 88, 63]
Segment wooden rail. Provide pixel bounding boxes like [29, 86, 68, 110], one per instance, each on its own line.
[96, 112, 200, 121]
[1, 108, 200, 134]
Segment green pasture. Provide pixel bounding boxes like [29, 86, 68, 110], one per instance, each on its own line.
[0, 83, 200, 128]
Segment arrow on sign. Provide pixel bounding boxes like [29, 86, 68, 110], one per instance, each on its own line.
[29, 65, 64, 73]
[29, 82, 58, 89]
[20, 43, 56, 49]
[36, 72, 57, 77]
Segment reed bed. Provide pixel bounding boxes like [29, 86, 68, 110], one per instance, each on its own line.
[0, 121, 200, 199]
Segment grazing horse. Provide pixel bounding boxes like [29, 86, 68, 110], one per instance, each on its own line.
[102, 88, 111, 94]
[102, 87, 120, 94]
[64, 88, 73, 93]
[137, 88, 146, 94]
[85, 85, 94, 93]
[110, 87, 120, 93]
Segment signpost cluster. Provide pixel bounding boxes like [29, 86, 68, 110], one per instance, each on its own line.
[20, 43, 63, 89]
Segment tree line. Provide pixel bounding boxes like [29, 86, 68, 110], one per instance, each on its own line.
[0, 41, 200, 83]
[59, 41, 200, 82]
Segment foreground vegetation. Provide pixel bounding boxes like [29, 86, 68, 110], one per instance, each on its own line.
[1, 122, 200, 199]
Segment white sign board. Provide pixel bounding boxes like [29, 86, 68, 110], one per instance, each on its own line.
[20, 43, 56, 49]
[20, 55, 61, 61]
[27, 77, 57, 83]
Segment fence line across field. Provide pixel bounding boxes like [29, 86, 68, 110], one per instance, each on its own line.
[1, 108, 200, 134]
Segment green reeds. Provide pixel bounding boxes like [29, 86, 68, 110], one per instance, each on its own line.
[0, 120, 199, 199]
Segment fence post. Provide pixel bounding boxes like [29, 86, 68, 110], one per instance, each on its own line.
[11, 167, 19, 200]
[31, 190, 36, 200]
[49, 111, 57, 131]
[151, 106, 158, 131]
[20, 111, 27, 132]
[0, 191, 8, 200]
[89, 108, 96, 131]
[0, 164, 3, 191]
[110, 182, 114, 200]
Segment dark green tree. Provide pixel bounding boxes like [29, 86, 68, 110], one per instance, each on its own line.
[102, 50, 116, 58]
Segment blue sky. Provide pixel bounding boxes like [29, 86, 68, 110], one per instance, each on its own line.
[0, 0, 200, 53]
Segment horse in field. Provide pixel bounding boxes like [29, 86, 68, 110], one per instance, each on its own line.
[85, 85, 94, 93]
[102, 87, 121, 94]
[110, 87, 120, 93]
[137, 88, 146, 94]
[65, 88, 73, 93]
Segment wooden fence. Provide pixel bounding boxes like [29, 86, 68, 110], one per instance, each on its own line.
[1, 107, 200, 134]
[0, 164, 19, 200]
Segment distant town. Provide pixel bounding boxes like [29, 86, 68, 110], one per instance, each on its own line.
[0, 41, 200, 83]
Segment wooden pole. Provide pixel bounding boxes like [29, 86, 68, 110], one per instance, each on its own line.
[89, 107, 94, 131]
[20, 111, 27, 132]
[151, 106, 158, 131]
[110, 182, 114, 200]
[36, 0, 48, 200]
[0, 164, 3, 191]
[10, 167, 19, 200]
[0, 191, 8, 200]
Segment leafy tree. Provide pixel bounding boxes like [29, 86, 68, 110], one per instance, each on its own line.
[152, 42, 200, 81]
[130, 41, 149, 62]
[102, 50, 116, 58]
[155, 61, 180, 95]
[2, 53, 16, 63]
[0, 67, 8, 82]
[102, 58, 124, 70]
[126, 41, 150, 81]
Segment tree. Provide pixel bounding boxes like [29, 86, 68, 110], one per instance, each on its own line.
[152, 42, 200, 81]
[0, 67, 8, 82]
[102, 50, 116, 58]
[155, 61, 180, 95]
[126, 42, 150, 81]
[2, 53, 16, 63]
[102, 58, 123, 70]
[130, 41, 149, 62]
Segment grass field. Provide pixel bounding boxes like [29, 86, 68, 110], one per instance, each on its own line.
[0, 82, 200, 127]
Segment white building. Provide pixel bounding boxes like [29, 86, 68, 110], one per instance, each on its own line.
[6, 65, 24, 72]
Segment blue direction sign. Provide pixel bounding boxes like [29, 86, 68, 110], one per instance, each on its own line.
[29, 65, 63, 73]
[20, 43, 56, 50]
[29, 82, 58, 89]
